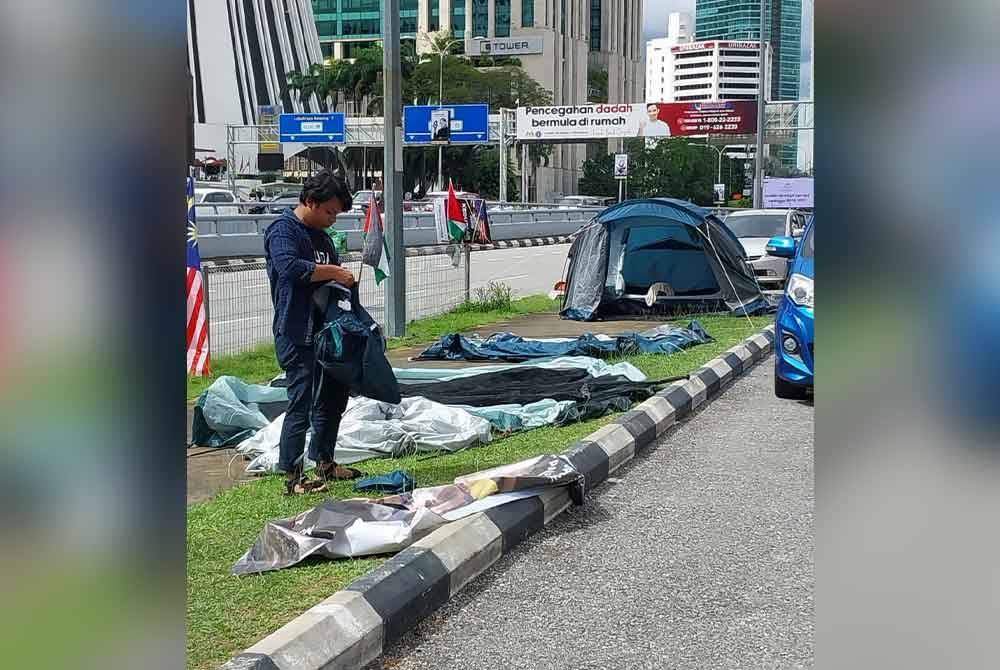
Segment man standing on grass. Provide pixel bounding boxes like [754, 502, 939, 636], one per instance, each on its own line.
[264, 170, 361, 495]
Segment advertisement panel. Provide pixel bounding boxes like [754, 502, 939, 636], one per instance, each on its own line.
[430, 108, 452, 143]
[763, 177, 814, 208]
[258, 104, 281, 152]
[614, 153, 628, 179]
[516, 101, 757, 141]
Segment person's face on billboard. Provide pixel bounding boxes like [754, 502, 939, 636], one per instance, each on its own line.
[646, 105, 660, 122]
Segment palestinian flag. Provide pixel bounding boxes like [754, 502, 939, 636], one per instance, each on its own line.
[446, 179, 466, 242]
[362, 200, 391, 284]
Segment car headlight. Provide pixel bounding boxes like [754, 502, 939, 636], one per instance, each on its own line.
[786, 273, 814, 309]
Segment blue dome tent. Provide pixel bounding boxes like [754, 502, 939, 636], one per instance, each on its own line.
[560, 198, 768, 321]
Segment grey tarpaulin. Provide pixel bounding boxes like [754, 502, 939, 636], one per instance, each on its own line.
[231, 454, 582, 574]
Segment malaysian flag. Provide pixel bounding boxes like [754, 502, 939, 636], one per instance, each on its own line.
[186, 176, 211, 376]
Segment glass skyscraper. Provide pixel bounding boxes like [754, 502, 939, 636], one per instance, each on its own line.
[696, 0, 800, 102]
[697, 0, 801, 166]
[311, 0, 509, 57]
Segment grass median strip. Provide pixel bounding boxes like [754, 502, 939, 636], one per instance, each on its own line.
[186, 313, 770, 670]
[187, 295, 560, 401]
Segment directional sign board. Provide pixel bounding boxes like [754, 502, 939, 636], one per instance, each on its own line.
[279, 112, 346, 143]
[403, 104, 489, 144]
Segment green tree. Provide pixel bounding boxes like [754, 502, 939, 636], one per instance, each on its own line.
[587, 66, 608, 103]
[580, 138, 738, 206]
[579, 152, 617, 198]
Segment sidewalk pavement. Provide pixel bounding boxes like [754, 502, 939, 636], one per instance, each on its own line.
[187, 312, 680, 505]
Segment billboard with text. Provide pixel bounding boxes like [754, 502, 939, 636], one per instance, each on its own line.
[516, 101, 757, 142]
[763, 177, 814, 208]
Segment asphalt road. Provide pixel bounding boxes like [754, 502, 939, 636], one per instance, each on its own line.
[205, 244, 570, 357]
[369, 361, 814, 670]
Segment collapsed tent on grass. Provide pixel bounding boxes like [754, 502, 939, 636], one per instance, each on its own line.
[233, 364, 667, 472]
[191, 377, 288, 448]
[232, 454, 583, 574]
[399, 367, 668, 408]
[415, 321, 712, 362]
[559, 198, 769, 321]
[237, 395, 493, 472]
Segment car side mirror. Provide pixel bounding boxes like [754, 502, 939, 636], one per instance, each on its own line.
[766, 235, 796, 258]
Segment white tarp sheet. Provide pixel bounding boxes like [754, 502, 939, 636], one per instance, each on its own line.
[237, 395, 493, 473]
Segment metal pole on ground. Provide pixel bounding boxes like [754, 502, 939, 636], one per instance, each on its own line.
[383, 0, 406, 337]
[521, 142, 528, 203]
[464, 243, 471, 303]
[753, 1, 767, 207]
[499, 110, 508, 202]
[437, 48, 444, 191]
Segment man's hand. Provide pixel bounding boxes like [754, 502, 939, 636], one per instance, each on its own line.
[312, 264, 355, 287]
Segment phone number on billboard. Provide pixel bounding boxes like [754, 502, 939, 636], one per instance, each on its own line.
[688, 116, 744, 123]
[681, 123, 743, 131]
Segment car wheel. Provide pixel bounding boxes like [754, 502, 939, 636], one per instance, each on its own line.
[775, 366, 809, 400]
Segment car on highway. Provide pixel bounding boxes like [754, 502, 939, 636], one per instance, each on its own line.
[724, 208, 808, 288]
[267, 193, 302, 214]
[193, 187, 240, 216]
[352, 190, 383, 213]
[555, 196, 613, 209]
[767, 216, 814, 399]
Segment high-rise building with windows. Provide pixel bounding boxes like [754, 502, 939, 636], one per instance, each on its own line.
[187, 0, 326, 169]
[645, 12, 693, 103]
[312, 1, 643, 200]
[695, 0, 800, 102]
[696, 0, 801, 163]
[314, 0, 524, 59]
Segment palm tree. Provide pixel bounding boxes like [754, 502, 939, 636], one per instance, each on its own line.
[286, 64, 322, 110]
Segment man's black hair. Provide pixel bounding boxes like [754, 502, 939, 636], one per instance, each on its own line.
[300, 170, 353, 210]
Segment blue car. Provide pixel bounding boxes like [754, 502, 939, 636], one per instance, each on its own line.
[766, 218, 814, 399]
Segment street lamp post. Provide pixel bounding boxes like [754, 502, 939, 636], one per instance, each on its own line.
[437, 51, 444, 190]
[753, 0, 767, 207]
[689, 141, 725, 204]
[426, 31, 460, 191]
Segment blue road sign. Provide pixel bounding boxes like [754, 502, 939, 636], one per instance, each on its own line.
[279, 113, 346, 143]
[403, 104, 490, 144]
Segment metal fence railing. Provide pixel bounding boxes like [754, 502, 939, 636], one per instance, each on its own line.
[203, 247, 470, 358]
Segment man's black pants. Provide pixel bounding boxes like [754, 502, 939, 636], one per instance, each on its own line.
[275, 334, 350, 473]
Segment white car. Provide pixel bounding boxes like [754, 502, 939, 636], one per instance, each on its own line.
[194, 188, 240, 216]
[555, 196, 612, 209]
[724, 208, 808, 288]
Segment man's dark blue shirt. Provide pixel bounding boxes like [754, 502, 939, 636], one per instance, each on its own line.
[264, 208, 339, 345]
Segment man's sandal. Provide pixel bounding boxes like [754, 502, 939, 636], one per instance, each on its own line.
[284, 463, 327, 496]
[316, 461, 364, 482]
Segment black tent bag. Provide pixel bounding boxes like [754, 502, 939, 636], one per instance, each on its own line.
[312, 282, 401, 405]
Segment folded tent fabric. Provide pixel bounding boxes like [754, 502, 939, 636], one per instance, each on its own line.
[414, 321, 712, 362]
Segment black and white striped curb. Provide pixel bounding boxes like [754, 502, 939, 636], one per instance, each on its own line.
[202, 236, 571, 269]
[219, 325, 776, 670]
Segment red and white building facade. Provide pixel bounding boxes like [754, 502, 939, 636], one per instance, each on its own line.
[646, 36, 772, 105]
